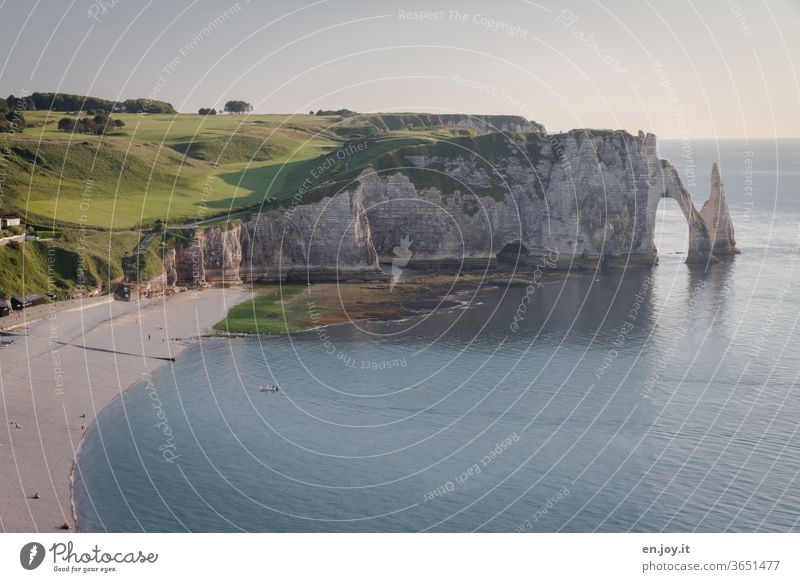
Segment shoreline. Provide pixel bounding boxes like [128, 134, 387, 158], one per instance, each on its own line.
[0, 287, 250, 533]
[213, 269, 574, 336]
[3, 270, 570, 532]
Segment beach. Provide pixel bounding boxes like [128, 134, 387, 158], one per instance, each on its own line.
[0, 287, 249, 532]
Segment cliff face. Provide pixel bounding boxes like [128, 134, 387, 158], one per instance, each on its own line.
[174, 226, 243, 286]
[161, 129, 735, 288]
[240, 179, 379, 281]
[130, 248, 178, 297]
[173, 184, 381, 286]
[360, 130, 735, 269]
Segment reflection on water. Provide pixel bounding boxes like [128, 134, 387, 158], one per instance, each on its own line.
[75, 140, 800, 532]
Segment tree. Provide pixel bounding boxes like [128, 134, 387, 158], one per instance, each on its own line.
[223, 100, 252, 114]
[0, 98, 8, 113]
[316, 108, 357, 117]
[68, 114, 121, 134]
[60, 117, 89, 134]
[0, 110, 25, 132]
[6, 94, 35, 112]
[123, 98, 175, 114]
[198, 107, 217, 115]
[77, 118, 97, 134]
[57, 115, 123, 135]
[57, 117, 76, 132]
[28, 93, 175, 114]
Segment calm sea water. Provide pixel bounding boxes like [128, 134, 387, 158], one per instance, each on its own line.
[75, 139, 800, 532]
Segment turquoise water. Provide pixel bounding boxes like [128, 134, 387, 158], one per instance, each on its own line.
[75, 139, 800, 532]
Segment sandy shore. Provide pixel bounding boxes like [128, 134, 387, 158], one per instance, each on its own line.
[0, 287, 249, 532]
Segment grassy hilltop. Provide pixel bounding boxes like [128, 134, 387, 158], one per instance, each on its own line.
[5, 110, 542, 229]
[0, 104, 543, 297]
[5, 111, 339, 229]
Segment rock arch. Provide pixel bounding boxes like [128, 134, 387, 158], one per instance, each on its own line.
[653, 160, 738, 264]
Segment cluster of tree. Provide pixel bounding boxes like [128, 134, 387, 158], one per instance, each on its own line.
[57, 114, 125, 135]
[6, 94, 36, 111]
[121, 98, 175, 114]
[314, 108, 358, 117]
[198, 107, 218, 115]
[0, 96, 27, 132]
[223, 100, 253, 114]
[0, 111, 26, 132]
[8, 92, 176, 114]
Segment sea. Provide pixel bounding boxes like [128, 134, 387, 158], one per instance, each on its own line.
[74, 138, 800, 532]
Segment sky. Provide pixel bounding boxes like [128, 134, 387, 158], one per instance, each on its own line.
[0, 0, 798, 138]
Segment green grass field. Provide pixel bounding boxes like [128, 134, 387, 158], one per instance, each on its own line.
[212, 284, 313, 334]
[5, 111, 524, 230]
[8, 111, 343, 229]
[1, 109, 538, 299]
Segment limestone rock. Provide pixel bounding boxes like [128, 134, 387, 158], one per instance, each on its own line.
[240, 179, 380, 282]
[172, 183, 382, 286]
[360, 130, 733, 270]
[132, 248, 177, 296]
[174, 225, 243, 286]
[165, 129, 737, 284]
[657, 161, 713, 264]
[700, 163, 738, 256]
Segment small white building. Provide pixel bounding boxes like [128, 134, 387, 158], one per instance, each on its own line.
[1, 217, 21, 228]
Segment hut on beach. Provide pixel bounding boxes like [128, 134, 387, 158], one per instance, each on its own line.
[10, 293, 44, 310]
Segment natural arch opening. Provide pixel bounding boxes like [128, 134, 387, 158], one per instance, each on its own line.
[654, 197, 690, 259]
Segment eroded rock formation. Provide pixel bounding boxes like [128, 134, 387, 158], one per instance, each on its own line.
[173, 226, 243, 286]
[360, 130, 736, 270]
[240, 178, 379, 281]
[170, 179, 381, 287]
[146, 129, 736, 290]
[700, 163, 738, 257]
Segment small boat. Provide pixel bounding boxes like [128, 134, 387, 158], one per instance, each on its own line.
[259, 383, 279, 392]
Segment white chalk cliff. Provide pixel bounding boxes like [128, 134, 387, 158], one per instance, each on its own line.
[165, 129, 737, 285]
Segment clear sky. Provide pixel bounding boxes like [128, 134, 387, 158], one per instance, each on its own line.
[1, 0, 798, 138]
